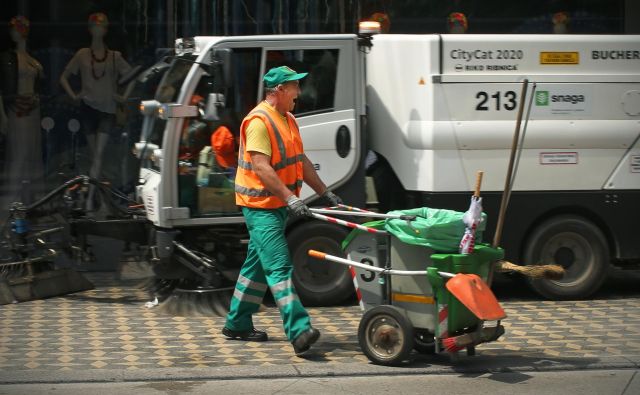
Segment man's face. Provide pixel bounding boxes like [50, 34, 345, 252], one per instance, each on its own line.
[278, 81, 301, 112]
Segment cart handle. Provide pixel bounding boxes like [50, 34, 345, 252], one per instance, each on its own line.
[308, 250, 455, 278]
[323, 204, 377, 214]
[310, 208, 416, 221]
[310, 212, 388, 235]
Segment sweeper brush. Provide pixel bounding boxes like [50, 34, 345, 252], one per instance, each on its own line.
[1, 175, 243, 316]
[140, 277, 233, 317]
[1, 202, 93, 305]
[0, 176, 143, 305]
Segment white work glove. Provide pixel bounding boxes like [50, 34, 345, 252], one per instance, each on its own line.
[322, 190, 343, 206]
[286, 195, 311, 218]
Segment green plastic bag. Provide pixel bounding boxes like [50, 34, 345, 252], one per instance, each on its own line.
[384, 207, 487, 252]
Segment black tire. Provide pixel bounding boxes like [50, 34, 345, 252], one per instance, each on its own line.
[413, 329, 436, 354]
[287, 221, 353, 306]
[358, 305, 414, 366]
[524, 215, 609, 300]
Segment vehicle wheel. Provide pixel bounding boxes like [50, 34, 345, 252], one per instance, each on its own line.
[287, 221, 352, 306]
[524, 215, 609, 300]
[413, 329, 436, 354]
[358, 305, 414, 366]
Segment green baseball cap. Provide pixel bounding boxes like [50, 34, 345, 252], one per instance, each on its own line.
[263, 66, 308, 88]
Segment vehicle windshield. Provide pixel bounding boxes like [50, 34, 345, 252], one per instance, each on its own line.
[140, 54, 196, 170]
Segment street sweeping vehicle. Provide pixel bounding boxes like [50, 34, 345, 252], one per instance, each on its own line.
[2, 27, 639, 309]
[135, 28, 639, 312]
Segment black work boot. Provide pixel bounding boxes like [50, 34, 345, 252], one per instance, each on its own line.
[292, 327, 320, 356]
[222, 327, 268, 342]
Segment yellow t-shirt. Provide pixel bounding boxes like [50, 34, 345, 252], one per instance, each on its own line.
[245, 102, 290, 157]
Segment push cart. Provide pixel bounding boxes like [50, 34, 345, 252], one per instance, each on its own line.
[308, 205, 507, 366]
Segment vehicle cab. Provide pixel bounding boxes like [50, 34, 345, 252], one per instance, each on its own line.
[134, 34, 369, 305]
[137, 34, 367, 228]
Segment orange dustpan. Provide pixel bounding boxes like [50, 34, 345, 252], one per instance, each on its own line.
[445, 273, 506, 321]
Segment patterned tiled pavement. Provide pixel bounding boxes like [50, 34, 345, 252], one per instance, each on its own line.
[1, 272, 639, 372]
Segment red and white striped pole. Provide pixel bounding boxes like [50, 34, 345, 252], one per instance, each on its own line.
[310, 212, 388, 235]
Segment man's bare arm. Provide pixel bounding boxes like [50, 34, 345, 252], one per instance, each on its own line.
[250, 151, 296, 202]
[301, 155, 327, 195]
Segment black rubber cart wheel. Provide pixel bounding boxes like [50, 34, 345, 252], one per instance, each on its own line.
[358, 305, 414, 366]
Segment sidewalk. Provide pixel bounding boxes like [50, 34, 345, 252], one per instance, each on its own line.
[1, 272, 639, 383]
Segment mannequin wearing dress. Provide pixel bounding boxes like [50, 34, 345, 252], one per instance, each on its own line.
[552, 11, 570, 34]
[59, 13, 132, 209]
[0, 16, 44, 204]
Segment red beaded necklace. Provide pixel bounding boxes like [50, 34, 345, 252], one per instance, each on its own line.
[90, 47, 109, 80]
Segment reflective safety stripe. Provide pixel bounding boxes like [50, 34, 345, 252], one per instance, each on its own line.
[271, 279, 294, 294]
[237, 156, 252, 170]
[237, 109, 298, 171]
[252, 110, 286, 162]
[276, 293, 300, 309]
[235, 180, 303, 197]
[270, 279, 299, 309]
[233, 288, 263, 305]
[237, 274, 268, 292]
[275, 154, 304, 171]
[237, 154, 304, 171]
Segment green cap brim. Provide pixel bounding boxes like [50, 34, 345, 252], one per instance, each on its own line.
[264, 72, 308, 88]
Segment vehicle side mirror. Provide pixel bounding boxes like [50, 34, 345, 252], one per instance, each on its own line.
[209, 48, 232, 91]
[203, 93, 225, 121]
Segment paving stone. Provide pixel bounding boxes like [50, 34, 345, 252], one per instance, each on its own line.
[0, 272, 638, 374]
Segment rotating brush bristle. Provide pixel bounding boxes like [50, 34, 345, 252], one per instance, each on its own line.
[140, 277, 233, 317]
[442, 336, 465, 353]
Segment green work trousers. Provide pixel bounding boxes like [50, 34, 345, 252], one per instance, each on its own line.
[225, 206, 311, 341]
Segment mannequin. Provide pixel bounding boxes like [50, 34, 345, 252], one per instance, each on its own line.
[448, 12, 468, 34]
[59, 12, 132, 209]
[552, 11, 570, 34]
[0, 16, 44, 204]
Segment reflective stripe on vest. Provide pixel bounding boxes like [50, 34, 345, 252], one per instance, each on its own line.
[235, 102, 304, 208]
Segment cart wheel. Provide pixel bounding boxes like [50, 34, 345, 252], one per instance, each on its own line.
[358, 305, 414, 366]
[466, 345, 476, 356]
[413, 330, 436, 354]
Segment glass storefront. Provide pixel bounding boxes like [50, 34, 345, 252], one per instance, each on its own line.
[0, 0, 632, 219]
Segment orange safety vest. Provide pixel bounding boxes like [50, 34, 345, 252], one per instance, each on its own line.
[235, 101, 304, 208]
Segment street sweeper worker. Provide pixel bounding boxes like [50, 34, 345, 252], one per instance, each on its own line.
[222, 66, 342, 356]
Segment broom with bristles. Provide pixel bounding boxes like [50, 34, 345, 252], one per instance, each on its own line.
[487, 79, 564, 284]
[495, 260, 564, 280]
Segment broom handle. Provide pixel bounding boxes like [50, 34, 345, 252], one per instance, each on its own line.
[488, 79, 529, 286]
[492, 79, 528, 249]
[474, 171, 484, 198]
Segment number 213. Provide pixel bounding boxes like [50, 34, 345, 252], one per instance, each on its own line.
[475, 91, 517, 111]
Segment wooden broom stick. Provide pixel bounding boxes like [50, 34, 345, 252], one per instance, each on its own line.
[486, 80, 565, 282]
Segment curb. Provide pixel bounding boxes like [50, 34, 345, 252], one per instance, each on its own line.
[1, 355, 638, 385]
